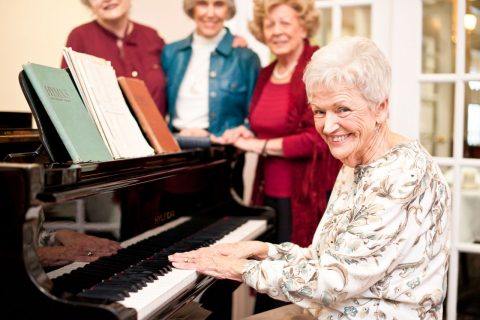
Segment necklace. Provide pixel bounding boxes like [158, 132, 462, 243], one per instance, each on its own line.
[273, 62, 296, 79]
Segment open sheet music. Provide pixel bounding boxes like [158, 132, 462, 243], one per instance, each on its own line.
[63, 48, 154, 159]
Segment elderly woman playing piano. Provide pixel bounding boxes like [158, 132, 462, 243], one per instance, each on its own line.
[169, 37, 451, 319]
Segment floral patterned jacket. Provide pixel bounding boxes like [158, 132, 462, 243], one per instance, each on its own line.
[243, 141, 451, 319]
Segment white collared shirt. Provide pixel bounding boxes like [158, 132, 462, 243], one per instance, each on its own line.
[173, 28, 227, 130]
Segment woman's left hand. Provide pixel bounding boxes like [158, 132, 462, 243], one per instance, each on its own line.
[168, 250, 249, 282]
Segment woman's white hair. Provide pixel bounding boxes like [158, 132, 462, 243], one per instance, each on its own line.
[303, 36, 391, 105]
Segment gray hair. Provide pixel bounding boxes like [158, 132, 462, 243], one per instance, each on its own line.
[183, 0, 236, 20]
[304, 37, 391, 105]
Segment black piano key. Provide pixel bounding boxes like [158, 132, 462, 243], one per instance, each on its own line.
[125, 269, 157, 281]
[101, 280, 142, 292]
[106, 278, 144, 291]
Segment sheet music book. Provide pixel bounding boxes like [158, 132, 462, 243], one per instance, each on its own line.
[63, 48, 154, 159]
[118, 77, 180, 154]
[22, 63, 112, 163]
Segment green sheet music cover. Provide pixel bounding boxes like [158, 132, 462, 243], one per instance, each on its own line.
[23, 63, 112, 162]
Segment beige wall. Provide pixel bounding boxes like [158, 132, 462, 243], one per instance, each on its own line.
[0, 0, 194, 113]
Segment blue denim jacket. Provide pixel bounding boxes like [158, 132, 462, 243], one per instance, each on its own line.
[162, 29, 261, 136]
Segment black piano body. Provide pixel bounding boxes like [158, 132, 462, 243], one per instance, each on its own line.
[0, 143, 274, 319]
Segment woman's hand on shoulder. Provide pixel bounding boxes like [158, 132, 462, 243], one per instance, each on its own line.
[232, 35, 248, 48]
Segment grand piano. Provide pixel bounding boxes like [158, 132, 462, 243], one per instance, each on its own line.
[0, 86, 274, 319]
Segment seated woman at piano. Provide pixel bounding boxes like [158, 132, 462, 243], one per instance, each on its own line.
[162, 0, 261, 138]
[62, 0, 168, 115]
[216, 0, 341, 247]
[169, 37, 451, 319]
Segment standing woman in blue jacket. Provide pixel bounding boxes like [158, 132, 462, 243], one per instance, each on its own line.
[162, 0, 261, 138]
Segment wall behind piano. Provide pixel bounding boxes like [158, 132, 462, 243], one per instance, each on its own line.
[0, 0, 194, 113]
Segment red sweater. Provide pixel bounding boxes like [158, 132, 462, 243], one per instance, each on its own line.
[61, 21, 167, 115]
[250, 40, 342, 246]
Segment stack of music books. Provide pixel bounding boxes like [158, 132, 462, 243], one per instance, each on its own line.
[21, 49, 182, 163]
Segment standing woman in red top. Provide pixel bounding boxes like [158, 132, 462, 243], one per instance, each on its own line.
[221, 0, 341, 247]
[61, 0, 167, 115]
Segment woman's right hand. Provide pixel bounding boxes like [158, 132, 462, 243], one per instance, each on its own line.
[196, 241, 269, 260]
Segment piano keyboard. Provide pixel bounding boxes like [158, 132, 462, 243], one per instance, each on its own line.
[119, 219, 266, 319]
[50, 216, 267, 319]
[48, 217, 192, 280]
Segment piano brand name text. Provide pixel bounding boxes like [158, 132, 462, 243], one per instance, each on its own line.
[154, 210, 176, 224]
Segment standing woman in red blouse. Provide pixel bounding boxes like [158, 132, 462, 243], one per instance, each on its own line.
[221, 0, 341, 247]
[61, 0, 167, 115]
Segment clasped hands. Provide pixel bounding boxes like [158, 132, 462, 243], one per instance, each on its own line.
[210, 125, 266, 154]
[168, 240, 268, 282]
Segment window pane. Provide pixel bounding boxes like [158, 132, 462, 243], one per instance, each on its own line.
[315, 7, 332, 47]
[466, 1, 480, 74]
[341, 6, 371, 38]
[420, 83, 455, 157]
[422, 0, 456, 73]
[464, 83, 480, 158]
[460, 166, 480, 243]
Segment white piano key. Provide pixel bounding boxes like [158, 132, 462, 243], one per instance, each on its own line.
[119, 219, 267, 319]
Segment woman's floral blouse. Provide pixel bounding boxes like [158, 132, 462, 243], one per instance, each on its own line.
[243, 141, 451, 319]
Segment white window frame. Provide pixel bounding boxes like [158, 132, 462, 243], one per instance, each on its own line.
[418, 1, 480, 319]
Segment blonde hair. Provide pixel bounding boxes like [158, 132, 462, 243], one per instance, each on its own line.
[183, 0, 236, 20]
[248, 0, 319, 43]
[304, 37, 391, 104]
